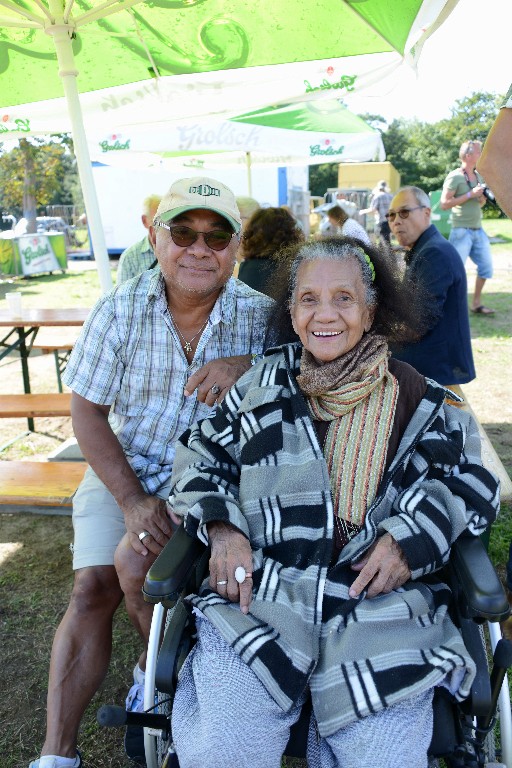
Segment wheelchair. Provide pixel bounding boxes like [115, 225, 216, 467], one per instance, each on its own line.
[98, 524, 512, 768]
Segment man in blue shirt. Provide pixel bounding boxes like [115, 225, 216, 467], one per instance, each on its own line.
[387, 185, 475, 386]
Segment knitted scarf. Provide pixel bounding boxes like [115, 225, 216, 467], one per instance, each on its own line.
[297, 334, 398, 526]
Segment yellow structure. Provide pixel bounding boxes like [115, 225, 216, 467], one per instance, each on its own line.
[337, 161, 401, 194]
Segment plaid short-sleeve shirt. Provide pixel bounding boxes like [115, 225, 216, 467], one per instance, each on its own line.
[116, 234, 155, 284]
[63, 270, 273, 493]
[370, 191, 393, 223]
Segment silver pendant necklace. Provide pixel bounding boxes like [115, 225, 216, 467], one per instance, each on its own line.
[169, 311, 208, 355]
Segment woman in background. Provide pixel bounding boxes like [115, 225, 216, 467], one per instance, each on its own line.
[238, 206, 304, 295]
[327, 204, 370, 245]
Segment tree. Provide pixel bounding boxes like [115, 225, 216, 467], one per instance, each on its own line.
[0, 137, 79, 221]
[447, 91, 503, 144]
[310, 93, 502, 200]
[308, 163, 339, 197]
[357, 113, 387, 132]
[20, 138, 37, 233]
[380, 91, 503, 195]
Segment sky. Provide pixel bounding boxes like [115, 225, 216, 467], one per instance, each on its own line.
[344, 0, 511, 124]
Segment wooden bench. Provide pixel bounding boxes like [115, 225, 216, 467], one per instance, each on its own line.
[0, 460, 87, 514]
[447, 385, 512, 503]
[31, 331, 79, 392]
[0, 393, 71, 418]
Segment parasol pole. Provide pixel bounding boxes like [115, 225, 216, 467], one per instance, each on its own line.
[45, 3, 113, 294]
[245, 151, 253, 197]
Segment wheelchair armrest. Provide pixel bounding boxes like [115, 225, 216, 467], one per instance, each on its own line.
[142, 522, 207, 605]
[449, 534, 510, 622]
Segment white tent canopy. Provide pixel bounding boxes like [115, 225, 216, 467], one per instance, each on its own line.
[85, 99, 386, 196]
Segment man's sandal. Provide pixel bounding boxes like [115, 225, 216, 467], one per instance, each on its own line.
[471, 305, 495, 315]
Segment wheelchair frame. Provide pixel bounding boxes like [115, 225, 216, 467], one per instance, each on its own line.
[99, 526, 512, 768]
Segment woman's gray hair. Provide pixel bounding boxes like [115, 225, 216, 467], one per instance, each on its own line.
[266, 235, 435, 347]
[288, 240, 377, 308]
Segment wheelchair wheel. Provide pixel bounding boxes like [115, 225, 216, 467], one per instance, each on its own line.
[481, 624, 498, 765]
[143, 603, 174, 768]
[487, 621, 512, 768]
[445, 622, 512, 768]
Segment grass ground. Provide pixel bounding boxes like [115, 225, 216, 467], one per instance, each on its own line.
[0, 223, 511, 768]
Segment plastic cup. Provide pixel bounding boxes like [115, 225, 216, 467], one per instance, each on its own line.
[6, 291, 22, 317]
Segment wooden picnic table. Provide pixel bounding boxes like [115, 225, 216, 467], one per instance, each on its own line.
[0, 307, 89, 429]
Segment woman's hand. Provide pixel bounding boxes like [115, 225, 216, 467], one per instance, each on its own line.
[207, 521, 254, 614]
[349, 533, 411, 599]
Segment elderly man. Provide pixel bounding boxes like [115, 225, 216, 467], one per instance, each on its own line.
[29, 177, 274, 768]
[388, 185, 475, 386]
[116, 193, 161, 283]
[441, 140, 495, 315]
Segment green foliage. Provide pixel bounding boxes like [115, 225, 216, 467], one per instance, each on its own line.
[311, 92, 503, 200]
[447, 91, 504, 141]
[356, 112, 388, 131]
[0, 136, 80, 218]
[382, 91, 503, 193]
[309, 163, 339, 197]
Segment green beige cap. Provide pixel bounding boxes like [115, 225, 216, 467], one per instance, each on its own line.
[156, 176, 242, 233]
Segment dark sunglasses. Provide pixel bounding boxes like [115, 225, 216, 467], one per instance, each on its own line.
[385, 205, 425, 222]
[155, 221, 236, 251]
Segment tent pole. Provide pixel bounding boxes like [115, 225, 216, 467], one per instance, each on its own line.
[45, 12, 113, 294]
[245, 152, 252, 197]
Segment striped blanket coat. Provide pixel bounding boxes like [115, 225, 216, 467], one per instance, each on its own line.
[170, 343, 500, 737]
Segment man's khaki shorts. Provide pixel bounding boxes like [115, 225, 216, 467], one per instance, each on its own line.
[71, 466, 170, 570]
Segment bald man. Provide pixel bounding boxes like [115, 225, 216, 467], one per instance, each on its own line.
[117, 194, 161, 283]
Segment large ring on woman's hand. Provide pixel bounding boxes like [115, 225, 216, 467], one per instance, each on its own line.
[138, 530, 151, 542]
[217, 580, 228, 586]
[210, 384, 221, 396]
[235, 566, 247, 584]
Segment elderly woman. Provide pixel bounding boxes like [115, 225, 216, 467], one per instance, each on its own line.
[168, 237, 499, 768]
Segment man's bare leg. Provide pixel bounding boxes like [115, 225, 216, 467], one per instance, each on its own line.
[40, 566, 124, 758]
[473, 275, 486, 311]
[114, 535, 157, 670]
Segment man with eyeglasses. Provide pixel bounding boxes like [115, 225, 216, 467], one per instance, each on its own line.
[387, 186, 475, 387]
[441, 140, 495, 315]
[29, 177, 274, 768]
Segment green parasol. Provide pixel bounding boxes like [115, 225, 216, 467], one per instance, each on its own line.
[0, 0, 461, 291]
